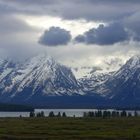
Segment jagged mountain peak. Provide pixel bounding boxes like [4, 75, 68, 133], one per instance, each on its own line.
[125, 55, 140, 69]
[28, 53, 55, 64]
[0, 53, 83, 102]
[96, 55, 140, 100]
[114, 55, 140, 78]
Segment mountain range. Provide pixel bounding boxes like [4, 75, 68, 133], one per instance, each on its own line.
[0, 54, 140, 108]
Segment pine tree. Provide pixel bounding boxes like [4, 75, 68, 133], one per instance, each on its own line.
[49, 111, 55, 117]
[128, 112, 132, 117]
[120, 110, 127, 117]
[62, 112, 67, 117]
[29, 111, 35, 117]
[134, 111, 138, 117]
[57, 112, 61, 117]
[103, 111, 108, 118]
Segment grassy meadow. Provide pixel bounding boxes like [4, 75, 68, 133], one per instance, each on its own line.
[0, 117, 139, 140]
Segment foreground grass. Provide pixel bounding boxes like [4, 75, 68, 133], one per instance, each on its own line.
[0, 117, 139, 140]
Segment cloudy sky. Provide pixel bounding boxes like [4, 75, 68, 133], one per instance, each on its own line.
[0, 0, 140, 72]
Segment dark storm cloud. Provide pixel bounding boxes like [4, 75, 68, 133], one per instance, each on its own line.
[0, 15, 38, 51]
[39, 27, 71, 46]
[1, 0, 58, 5]
[75, 35, 85, 43]
[74, 23, 129, 45]
[0, 15, 33, 34]
[1, 0, 140, 46]
[0, 0, 140, 21]
[123, 12, 140, 41]
[0, 0, 61, 16]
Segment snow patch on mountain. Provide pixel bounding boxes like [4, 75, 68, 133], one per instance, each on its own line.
[94, 55, 140, 99]
[77, 57, 124, 95]
[0, 54, 84, 101]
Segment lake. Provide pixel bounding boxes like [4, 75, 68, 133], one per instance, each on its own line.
[0, 109, 140, 117]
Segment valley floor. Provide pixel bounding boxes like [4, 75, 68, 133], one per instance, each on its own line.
[0, 117, 140, 140]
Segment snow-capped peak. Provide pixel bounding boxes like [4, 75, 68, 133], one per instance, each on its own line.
[126, 55, 140, 69]
[114, 55, 140, 78]
[0, 53, 82, 101]
[95, 55, 140, 99]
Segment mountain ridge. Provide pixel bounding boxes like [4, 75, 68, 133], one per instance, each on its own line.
[0, 54, 140, 107]
[93, 55, 140, 101]
[0, 54, 84, 103]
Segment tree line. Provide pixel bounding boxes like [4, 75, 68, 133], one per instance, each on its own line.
[83, 110, 139, 118]
[29, 111, 67, 118]
[29, 110, 139, 118]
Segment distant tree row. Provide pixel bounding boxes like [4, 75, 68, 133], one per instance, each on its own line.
[48, 111, 67, 117]
[29, 110, 139, 118]
[29, 111, 67, 118]
[29, 111, 45, 117]
[83, 110, 139, 118]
